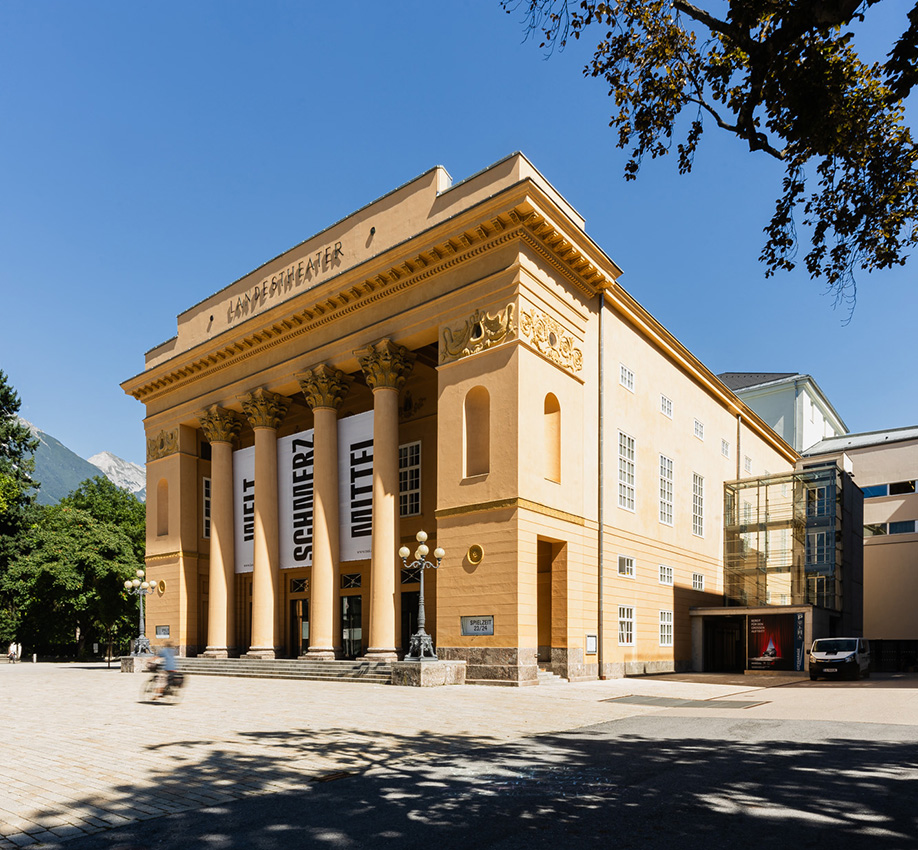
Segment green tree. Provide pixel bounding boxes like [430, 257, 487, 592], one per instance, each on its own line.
[61, 475, 146, 563]
[0, 370, 40, 643]
[1, 504, 140, 657]
[505, 0, 918, 308]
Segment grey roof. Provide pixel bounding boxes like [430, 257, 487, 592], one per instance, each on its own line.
[803, 425, 918, 456]
[717, 372, 798, 391]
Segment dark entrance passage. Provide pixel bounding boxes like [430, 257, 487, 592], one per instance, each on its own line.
[401, 590, 419, 657]
[341, 595, 362, 659]
[290, 599, 309, 657]
[704, 616, 745, 672]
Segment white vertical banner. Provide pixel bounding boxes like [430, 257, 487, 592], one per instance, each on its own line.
[338, 410, 374, 562]
[233, 446, 255, 573]
[277, 429, 314, 569]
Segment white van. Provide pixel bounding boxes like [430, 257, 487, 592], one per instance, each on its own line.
[809, 637, 871, 681]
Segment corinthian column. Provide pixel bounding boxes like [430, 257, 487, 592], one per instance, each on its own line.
[240, 388, 290, 658]
[296, 365, 350, 661]
[199, 406, 242, 658]
[355, 339, 415, 661]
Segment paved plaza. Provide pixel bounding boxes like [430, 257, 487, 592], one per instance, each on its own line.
[1, 663, 917, 848]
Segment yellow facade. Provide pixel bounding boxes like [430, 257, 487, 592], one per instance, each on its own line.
[122, 153, 797, 683]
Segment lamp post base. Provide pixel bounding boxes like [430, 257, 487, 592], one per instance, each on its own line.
[132, 636, 153, 656]
[404, 630, 438, 662]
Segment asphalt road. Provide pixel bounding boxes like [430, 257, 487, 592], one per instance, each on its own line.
[61, 706, 918, 850]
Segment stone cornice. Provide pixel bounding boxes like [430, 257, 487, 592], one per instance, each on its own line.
[121, 182, 617, 406]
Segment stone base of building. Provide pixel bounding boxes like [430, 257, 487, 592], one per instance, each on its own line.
[364, 648, 399, 662]
[120, 655, 155, 673]
[242, 647, 277, 660]
[391, 659, 467, 687]
[598, 659, 692, 678]
[548, 647, 600, 682]
[437, 646, 538, 686]
[201, 647, 229, 659]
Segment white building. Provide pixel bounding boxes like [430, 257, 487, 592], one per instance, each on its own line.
[718, 373, 848, 453]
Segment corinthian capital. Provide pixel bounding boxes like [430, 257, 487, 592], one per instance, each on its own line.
[296, 365, 351, 411]
[354, 339, 415, 391]
[239, 388, 291, 430]
[198, 406, 243, 445]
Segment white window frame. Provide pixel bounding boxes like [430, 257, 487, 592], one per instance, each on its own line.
[618, 431, 635, 511]
[692, 573, 705, 591]
[618, 606, 635, 646]
[620, 364, 635, 392]
[806, 531, 829, 564]
[660, 395, 673, 418]
[744, 455, 752, 474]
[398, 441, 422, 518]
[659, 610, 673, 647]
[202, 477, 212, 539]
[659, 564, 674, 585]
[721, 439, 730, 458]
[692, 473, 705, 537]
[694, 419, 704, 441]
[659, 454, 674, 526]
[618, 555, 635, 578]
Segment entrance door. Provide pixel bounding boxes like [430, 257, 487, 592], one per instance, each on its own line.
[341, 595, 362, 659]
[290, 599, 309, 657]
[703, 617, 745, 672]
[401, 591, 420, 657]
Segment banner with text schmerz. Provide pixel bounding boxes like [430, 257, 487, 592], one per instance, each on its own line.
[232, 410, 373, 573]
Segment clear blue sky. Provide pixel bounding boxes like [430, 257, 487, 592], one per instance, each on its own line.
[1, 2, 915, 467]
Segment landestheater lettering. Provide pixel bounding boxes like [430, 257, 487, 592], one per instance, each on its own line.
[226, 241, 344, 324]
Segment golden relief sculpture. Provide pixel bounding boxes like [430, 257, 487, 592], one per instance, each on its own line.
[355, 338, 415, 391]
[440, 304, 515, 364]
[239, 388, 291, 430]
[296, 364, 351, 411]
[519, 308, 583, 374]
[146, 429, 179, 461]
[198, 406, 242, 445]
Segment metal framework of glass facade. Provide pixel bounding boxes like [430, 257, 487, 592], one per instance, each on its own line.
[724, 466, 843, 611]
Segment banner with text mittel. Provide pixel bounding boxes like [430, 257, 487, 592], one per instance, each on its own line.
[232, 410, 373, 573]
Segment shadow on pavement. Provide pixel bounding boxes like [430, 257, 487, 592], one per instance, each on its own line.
[45, 716, 918, 850]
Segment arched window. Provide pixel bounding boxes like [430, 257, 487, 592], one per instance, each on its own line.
[156, 479, 169, 537]
[464, 386, 490, 477]
[544, 393, 561, 482]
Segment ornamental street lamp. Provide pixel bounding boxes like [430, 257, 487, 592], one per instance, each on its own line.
[398, 531, 445, 661]
[124, 569, 158, 655]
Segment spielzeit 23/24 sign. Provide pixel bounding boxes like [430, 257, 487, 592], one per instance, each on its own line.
[232, 410, 373, 572]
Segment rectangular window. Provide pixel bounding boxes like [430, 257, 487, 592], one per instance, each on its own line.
[618, 431, 635, 511]
[660, 395, 673, 418]
[744, 456, 752, 474]
[864, 523, 887, 537]
[618, 555, 635, 577]
[862, 484, 889, 498]
[659, 564, 673, 585]
[398, 441, 421, 518]
[694, 419, 704, 440]
[618, 606, 634, 646]
[659, 611, 673, 646]
[692, 573, 705, 591]
[659, 455, 674, 525]
[890, 480, 917, 496]
[620, 364, 635, 391]
[806, 531, 829, 564]
[806, 486, 829, 517]
[890, 520, 918, 535]
[721, 439, 730, 458]
[202, 477, 211, 539]
[692, 473, 704, 537]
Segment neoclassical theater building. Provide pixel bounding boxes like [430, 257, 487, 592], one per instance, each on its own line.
[122, 153, 797, 684]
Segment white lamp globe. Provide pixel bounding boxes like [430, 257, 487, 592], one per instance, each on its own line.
[148, 580, 158, 592]
[398, 546, 410, 560]
[141, 581, 149, 589]
[417, 544, 429, 558]
[132, 579, 141, 588]
[136, 569, 145, 578]
[416, 531, 428, 543]
[124, 580, 133, 590]
[434, 547, 445, 560]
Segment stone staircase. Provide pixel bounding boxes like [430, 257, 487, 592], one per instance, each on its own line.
[537, 664, 567, 686]
[175, 656, 392, 684]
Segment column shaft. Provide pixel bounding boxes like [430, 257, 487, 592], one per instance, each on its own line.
[249, 425, 280, 656]
[204, 441, 235, 656]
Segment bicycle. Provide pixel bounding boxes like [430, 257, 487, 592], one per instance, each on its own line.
[140, 661, 186, 703]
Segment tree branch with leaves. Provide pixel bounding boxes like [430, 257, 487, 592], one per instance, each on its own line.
[504, 0, 918, 310]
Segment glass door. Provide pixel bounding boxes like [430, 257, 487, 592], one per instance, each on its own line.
[290, 599, 309, 657]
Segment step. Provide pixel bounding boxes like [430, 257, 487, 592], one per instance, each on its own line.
[174, 657, 392, 684]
